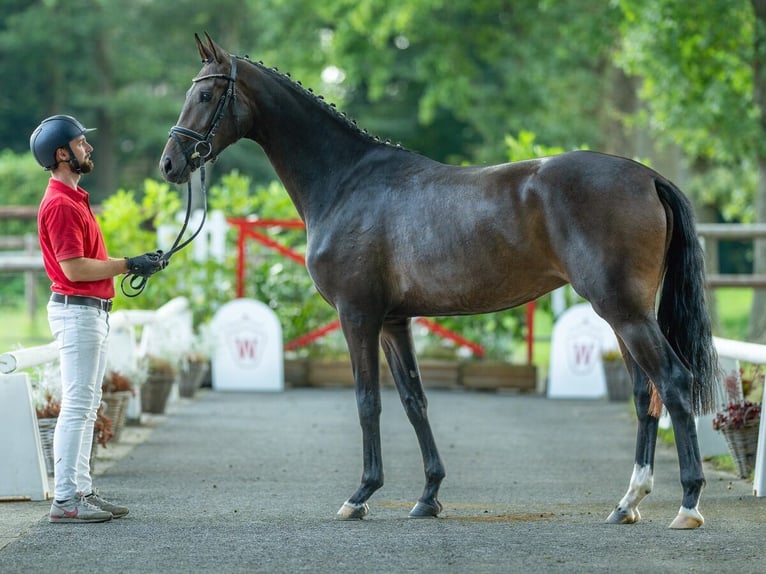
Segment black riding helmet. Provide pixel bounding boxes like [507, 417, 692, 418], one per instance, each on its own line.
[29, 115, 96, 170]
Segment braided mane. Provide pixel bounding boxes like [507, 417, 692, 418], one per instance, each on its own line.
[240, 54, 406, 150]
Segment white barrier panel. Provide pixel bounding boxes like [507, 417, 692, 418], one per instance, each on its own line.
[0, 373, 50, 501]
[211, 298, 283, 391]
[547, 303, 618, 399]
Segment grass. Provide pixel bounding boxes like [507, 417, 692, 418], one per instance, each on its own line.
[714, 287, 753, 340]
[0, 304, 51, 352]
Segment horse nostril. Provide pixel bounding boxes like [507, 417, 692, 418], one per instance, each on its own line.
[162, 156, 173, 175]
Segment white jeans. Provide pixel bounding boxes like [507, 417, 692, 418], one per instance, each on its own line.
[47, 301, 110, 501]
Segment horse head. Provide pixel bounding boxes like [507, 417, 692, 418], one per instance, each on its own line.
[160, 32, 245, 184]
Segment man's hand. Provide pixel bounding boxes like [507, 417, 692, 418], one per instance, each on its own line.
[125, 251, 167, 277]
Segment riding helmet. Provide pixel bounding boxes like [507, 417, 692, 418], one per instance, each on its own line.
[29, 115, 96, 170]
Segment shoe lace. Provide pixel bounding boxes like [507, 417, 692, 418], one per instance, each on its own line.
[78, 494, 102, 511]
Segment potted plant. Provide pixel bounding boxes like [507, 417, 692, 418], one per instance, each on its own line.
[141, 355, 178, 414]
[35, 391, 60, 475]
[178, 324, 213, 397]
[713, 366, 762, 479]
[101, 370, 136, 441]
[601, 349, 632, 402]
[33, 364, 113, 475]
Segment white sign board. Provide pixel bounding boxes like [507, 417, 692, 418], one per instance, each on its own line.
[547, 303, 618, 399]
[210, 298, 284, 391]
[0, 373, 50, 501]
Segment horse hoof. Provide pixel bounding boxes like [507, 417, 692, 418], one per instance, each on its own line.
[669, 507, 704, 529]
[336, 500, 370, 520]
[409, 499, 442, 518]
[606, 506, 640, 524]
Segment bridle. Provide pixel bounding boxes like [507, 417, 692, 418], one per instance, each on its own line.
[168, 55, 240, 170]
[121, 56, 240, 297]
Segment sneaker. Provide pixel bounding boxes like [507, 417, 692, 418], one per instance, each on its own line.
[84, 491, 129, 518]
[49, 496, 113, 523]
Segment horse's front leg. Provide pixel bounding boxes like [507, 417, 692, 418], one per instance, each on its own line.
[335, 312, 385, 520]
[607, 355, 656, 525]
[381, 318, 445, 518]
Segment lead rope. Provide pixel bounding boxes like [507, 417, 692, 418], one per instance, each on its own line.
[120, 163, 208, 297]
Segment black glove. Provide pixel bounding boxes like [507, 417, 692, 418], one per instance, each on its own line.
[125, 251, 166, 277]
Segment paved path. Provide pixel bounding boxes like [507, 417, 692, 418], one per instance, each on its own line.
[1, 388, 764, 573]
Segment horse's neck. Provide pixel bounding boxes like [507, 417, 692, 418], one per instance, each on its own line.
[243, 64, 377, 221]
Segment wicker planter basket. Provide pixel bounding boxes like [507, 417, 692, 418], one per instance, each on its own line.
[179, 360, 209, 398]
[141, 374, 176, 414]
[37, 417, 98, 475]
[38, 417, 57, 475]
[720, 419, 760, 479]
[101, 391, 131, 442]
[603, 359, 632, 401]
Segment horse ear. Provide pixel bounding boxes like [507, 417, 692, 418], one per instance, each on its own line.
[203, 31, 225, 63]
[195, 33, 211, 63]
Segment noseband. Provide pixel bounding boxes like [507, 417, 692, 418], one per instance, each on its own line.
[168, 55, 239, 170]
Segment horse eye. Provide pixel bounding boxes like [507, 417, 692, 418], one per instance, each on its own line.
[200, 92, 212, 103]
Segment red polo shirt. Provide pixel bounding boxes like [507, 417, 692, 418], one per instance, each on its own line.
[37, 178, 115, 300]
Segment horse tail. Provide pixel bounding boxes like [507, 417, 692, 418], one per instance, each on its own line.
[654, 179, 718, 416]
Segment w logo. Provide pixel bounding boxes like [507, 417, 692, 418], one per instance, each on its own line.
[226, 326, 267, 368]
[235, 337, 259, 361]
[567, 335, 599, 374]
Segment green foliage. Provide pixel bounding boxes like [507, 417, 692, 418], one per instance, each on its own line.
[210, 172, 339, 355]
[616, 0, 757, 159]
[614, 0, 760, 212]
[504, 131, 567, 162]
[0, 150, 48, 234]
[96, 172, 335, 352]
[99, 180, 230, 327]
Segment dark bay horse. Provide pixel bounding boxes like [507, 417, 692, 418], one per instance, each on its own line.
[160, 33, 718, 529]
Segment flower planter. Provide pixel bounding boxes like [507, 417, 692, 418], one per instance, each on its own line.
[460, 362, 537, 391]
[291, 357, 537, 391]
[416, 359, 461, 389]
[179, 360, 209, 398]
[37, 417, 98, 475]
[141, 373, 176, 414]
[101, 391, 131, 442]
[284, 358, 309, 387]
[38, 417, 57, 475]
[307, 359, 356, 387]
[603, 359, 632, 401]
[720, 420, 760, 478]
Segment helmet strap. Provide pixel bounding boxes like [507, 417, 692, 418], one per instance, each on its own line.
[64, 144, 83, 174]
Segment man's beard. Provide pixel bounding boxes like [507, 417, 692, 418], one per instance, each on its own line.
[68, 157, 94, 174]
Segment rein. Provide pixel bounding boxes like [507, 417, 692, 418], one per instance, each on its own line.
[121, 57, 239, 297]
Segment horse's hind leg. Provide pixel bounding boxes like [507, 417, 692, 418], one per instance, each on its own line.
[381, 317, 445, 517]
[607, 340, 658, 525]
[609, 318, 706, 529]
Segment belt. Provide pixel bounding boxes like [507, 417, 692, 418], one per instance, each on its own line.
[50, 293, 113, 312]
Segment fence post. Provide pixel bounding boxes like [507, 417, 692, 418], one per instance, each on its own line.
[23, 233, 38, 321]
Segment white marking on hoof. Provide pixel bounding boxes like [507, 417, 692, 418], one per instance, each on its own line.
[669, 506, 704, 529]
[609, 464, 653, 524]
[335, 500, 370, 520]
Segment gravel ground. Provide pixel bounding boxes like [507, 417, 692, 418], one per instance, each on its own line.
[1, 387, 764, 574]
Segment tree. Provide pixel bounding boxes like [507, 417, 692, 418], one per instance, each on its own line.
[250, 1, 622, 164]
[615, 0, 766, 339]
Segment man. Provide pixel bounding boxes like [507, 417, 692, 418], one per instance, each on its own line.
[30, 114, 165, 523]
